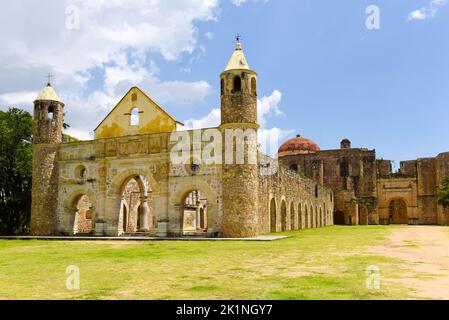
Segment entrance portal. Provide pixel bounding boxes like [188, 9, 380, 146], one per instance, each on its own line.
[183, 190, 208, 235]
[389, 199, 408, 224]
[73, 195, 93, 235]
[334, 211, 345, 225]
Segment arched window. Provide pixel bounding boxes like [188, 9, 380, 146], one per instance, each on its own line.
[233, 76, 242, 93]
[340, 161, 349, 177]
[290, 164, 298, 172]
[251, 77, 257, 95]
[75, 165, 87, 180]
[130, 108, 140, 126]
[221, 79, 225, 96]
[315, 185, 319, 198]
[131, 93, 138, 102]
[48, 106, 55, 120]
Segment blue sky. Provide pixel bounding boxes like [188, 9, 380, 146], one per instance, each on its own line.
[0, 0, 448, 166]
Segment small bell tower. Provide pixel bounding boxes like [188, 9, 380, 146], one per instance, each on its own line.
[30, 81, 65, 235]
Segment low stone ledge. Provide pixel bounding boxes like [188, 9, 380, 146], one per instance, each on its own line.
[0, 235, 289, 242]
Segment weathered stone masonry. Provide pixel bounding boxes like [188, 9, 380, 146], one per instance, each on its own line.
[30, 41, 334, 238]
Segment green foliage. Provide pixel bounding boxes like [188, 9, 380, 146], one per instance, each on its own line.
[62, 133, 80, 142]
[437, 177, 449, 209]
[0, 108, 33, 235]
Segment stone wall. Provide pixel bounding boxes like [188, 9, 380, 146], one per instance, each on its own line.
[258, 154, 334, 234]
[279, 148, 377, 225]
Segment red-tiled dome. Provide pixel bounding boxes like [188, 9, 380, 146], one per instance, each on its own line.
[278, 135, 320, 157]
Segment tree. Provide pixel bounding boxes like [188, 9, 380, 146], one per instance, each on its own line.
[0, 108, 33, 235]
[438, 177, 449, 209]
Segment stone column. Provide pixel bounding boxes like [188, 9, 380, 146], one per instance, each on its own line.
[139, 196, 150, 232]
[196, 206, 201, 229]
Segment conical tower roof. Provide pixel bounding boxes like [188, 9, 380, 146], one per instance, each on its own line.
[224, 41, 251, 71]
[35, 83, 63, 103]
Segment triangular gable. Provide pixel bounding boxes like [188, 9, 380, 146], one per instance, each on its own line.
[94, 87, 183, 139]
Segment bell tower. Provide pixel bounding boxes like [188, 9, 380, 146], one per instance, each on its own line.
[220, 37, 260, 238]
[30, 82, 65, 235]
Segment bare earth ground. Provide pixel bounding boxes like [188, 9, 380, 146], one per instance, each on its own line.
[370, 226, 449, 300]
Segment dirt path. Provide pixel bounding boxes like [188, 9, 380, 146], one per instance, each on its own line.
[370, 226, 449, 300]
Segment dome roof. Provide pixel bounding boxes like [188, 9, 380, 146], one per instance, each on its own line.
[278, 135, 320, 157]
[35, 83, 63, 103]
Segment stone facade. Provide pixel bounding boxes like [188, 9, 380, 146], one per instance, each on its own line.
[30, 42, 334, 238]
[279, 137, 449, 226]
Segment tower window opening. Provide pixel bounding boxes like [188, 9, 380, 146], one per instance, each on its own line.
[315, 185, 319, 198]
[221, 79, 225, 96]
[290, 164, 298, 172]
[233, 76, 242, 93]
[130, 108, 140, 126]
[48, 106, 55, 120]
[251, 78, 257, 96]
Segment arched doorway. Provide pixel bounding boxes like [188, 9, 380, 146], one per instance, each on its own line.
[73, 194, 93, 235]
[290, 202, 295, 230]
[389, 199, 408, 224]
[311, 207, 315, 228]
[119, 176, 152, 234]
[298, 203, 302, 230]
[183, 190, 208, 235]
[281, 200, 287, 231]
[319, 208, 323, 228]
[270, 198, 277, 233]
[305, 205, 309, 229]
[334, 211, 345, 225]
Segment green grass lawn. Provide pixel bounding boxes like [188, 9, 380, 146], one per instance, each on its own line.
[0, 226, 412, 300]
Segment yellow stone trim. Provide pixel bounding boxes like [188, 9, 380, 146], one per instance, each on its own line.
[219, 123, 260, 130]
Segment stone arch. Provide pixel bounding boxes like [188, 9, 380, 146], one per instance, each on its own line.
[319, 207, 323, 227]
[270, 198, 277, 233]
[108, 168, 159, 235]
[304, 204, 309, 229]
[174, 180, 220, 236]
[251, 77, 257, 95]
[290, 201, 296, 230]
[388, 198, 408, 225]
[281, 200, 287, 231]
[233, 75, 242, 93]
[74, 165, 87, 180]
[298, 202, 302, 230]
[109, 168, 159, 197]
[62, 188, 97, 236]
[334, 211, 345, 225]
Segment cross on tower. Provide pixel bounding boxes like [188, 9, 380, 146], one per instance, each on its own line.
[46, 73, 54, 86]
[236, 33, 242, 44]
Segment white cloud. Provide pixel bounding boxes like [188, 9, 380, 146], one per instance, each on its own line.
[184, 108, 221, 129]
[231, 0, 248, 6]
[0, 91, 38, 108]
[258, 89, 283, 127]
[183, 89, 292, 156]
[204, 32, 214, 40]
[0, 0, 220, 140]
[408, 0, 447, 20]
[230, 0, 268, 7]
